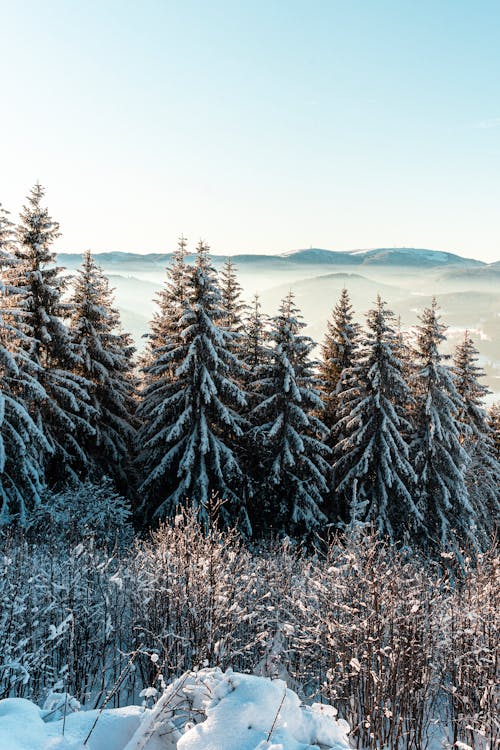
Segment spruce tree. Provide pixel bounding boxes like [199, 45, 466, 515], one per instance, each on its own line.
[489, 402, 500, 462]
[143, 235, 190, 368]
[394, 316, 414, 385]
[411, 300, 472, 549]
[237, 294, 270, 508]
[0, 202, 49, 522]
[319, 288, 360, 432]
[137, 241, 249, 531]
[0, 204, 17, 272]
[250, 292, 330, 535]
[453, 332, 500, 544]
[219, 257, 246, 334]
[3, 184, 95, 486]
[242, 294, 268, 376]
[69, 250, 137, 491]
[332, 296, 419, 539]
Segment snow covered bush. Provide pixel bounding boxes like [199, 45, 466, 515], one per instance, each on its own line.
[0, 514, 497, 749]
[0, 669, 352, 750]
[26, 479, 133, 546]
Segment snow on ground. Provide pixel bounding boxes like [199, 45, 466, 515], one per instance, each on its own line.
[0, 697, 145, 750]
[177, 670, 350, 750]
[0, 669, 351, 750]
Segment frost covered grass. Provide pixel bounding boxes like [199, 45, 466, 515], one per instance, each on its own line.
[0, 513, 498, 750]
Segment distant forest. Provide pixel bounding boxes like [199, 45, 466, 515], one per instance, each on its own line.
[0, 184, 498, 551]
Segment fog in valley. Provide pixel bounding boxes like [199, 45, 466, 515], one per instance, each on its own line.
[60, 247, 500, 403]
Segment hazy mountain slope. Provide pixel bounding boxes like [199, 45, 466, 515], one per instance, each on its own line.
[58, 248, 499, 400]
[440, 260, 500, 286]
[281, 247, 484, 268]
[107, 274, 159, 344]
[260, 272, 402, 342]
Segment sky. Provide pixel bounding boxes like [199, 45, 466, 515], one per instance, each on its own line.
[1, 0, 499, 262]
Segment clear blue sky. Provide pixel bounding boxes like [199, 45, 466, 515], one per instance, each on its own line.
[1, 0, 499, 261]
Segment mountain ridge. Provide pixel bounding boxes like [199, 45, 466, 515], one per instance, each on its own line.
[58, 246, 491, 269]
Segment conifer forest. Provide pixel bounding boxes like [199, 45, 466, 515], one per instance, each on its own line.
[0, 186, 498, 749]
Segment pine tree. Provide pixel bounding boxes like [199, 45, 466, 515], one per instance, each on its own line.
[0, 203, 20, 348]
[2, 184, 95, 486]
[250, 292, 330, 535]
[0, 204, 17, 272]
[411, 300, 472, 549]
[319, 288, 360, 432]
[0, 202, 50, 522]
[69, 250, 137, 491]
[242, 294, 268, 375]
[332, 296, 419, 539]
[143, 235, 190, 368]
[237, 294, 270, 506]
[488, 402, 500, 462]
[137, 241, 249, 531]
[394, 316, 414, 384]
[452, 332, 500, 544]
[219, 257, 246, 334]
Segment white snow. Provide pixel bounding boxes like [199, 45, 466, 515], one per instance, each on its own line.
[177, 670, 350, 750]
[0, 697, 145, 750]
[0, 670, 351, 750]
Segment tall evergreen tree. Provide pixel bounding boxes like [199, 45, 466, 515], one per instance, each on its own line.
[69, 250, 137, 491]
[219, 258, 246, 334]
[452, 332, 500, 544]
[411, 300, 472, 549]
[137, 241, 249, 531]
[242, 294, 268, 377]
[2, 184, 95, 486]
[0, 204, 16, 271]
[332, 297, 419, 538]
[319, 289, 360, 434]
[237, 294, 270, 509]
[250, 292, 330, 535]
[143, 235, 190, 368]
[488, 402, 500, 463]
[0, 202, 50, 522]
[394, 316, 414, 384]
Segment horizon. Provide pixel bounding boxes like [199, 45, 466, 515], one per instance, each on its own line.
[2, 1, 500, 263]
[56, 245, 498, 263]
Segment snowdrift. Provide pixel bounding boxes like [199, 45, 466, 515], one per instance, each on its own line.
[0, 669, 351, 750]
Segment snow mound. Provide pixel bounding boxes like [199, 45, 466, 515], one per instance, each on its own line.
[0, 698, 145, 750]
[0, 670, 351, 750]
[178, 670, 351, 750]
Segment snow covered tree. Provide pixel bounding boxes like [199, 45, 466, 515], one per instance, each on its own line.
[137, 241, 249, 531]
[331, 296, 419, 539]
[250, 292, 330, 535]
[452, 332, 500, 544]
[0, 202, 50, 522]
[240, 293, 270, 412]
[242, 294, 268, 375]
[69, 250, 137, 491]
[2, 184, 95, 486]
[0, 203, 20, 348]
[219, 257, 248, 384]
[237, 294, 270, 503]
[394, 316, 414, 382]
[411, 300, 472, 550]
[219, 258, 246, 334]
[0, 204, 17, 273]
[488, 402, 500, 462]
[319, 288, 360, 432]
[142, 235, 190, 368]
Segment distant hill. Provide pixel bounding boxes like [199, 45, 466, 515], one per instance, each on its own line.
[57, 247, 500, 402]
[279, 247, 485, 268]
[59, 246, 491, 272]
[440, 260, 500, 282]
